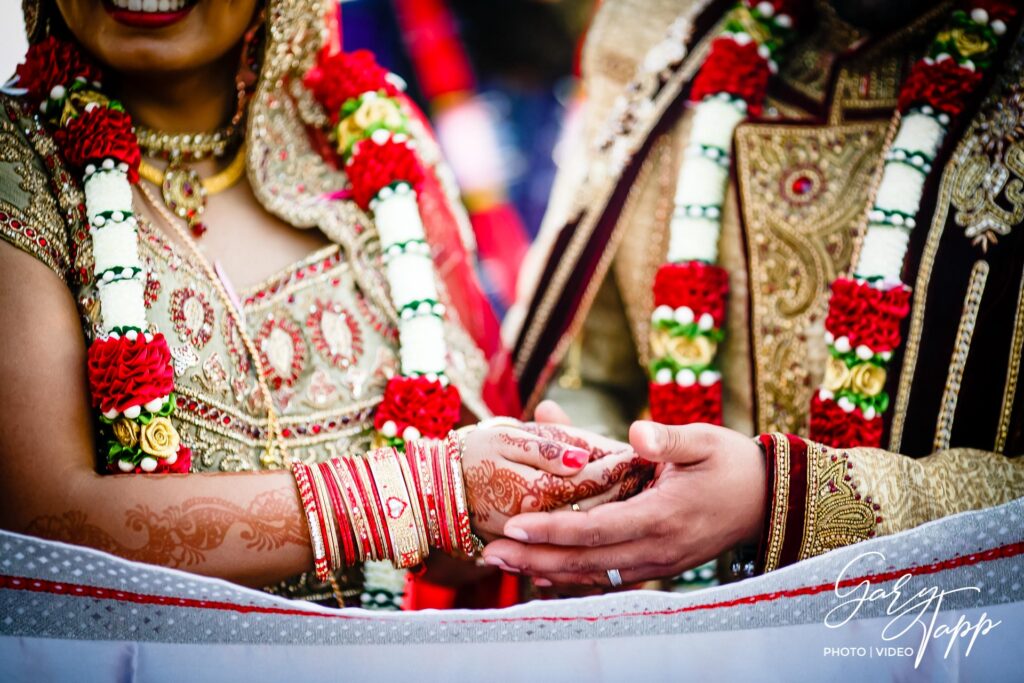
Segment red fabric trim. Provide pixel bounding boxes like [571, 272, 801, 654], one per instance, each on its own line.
[777, 434, 809, 569]
[2, 540, 1021, 624]
[754, 434, 776, 574]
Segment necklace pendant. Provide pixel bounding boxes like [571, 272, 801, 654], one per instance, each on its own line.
[162, 160, 208, 238]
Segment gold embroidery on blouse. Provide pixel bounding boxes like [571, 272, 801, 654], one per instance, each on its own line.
[735, 122, 888, 434]
[996, 267, 1024, 453]
[934, 260, 989, 451]
[0, 99, 73, 280]
[800, 443, 877, 561]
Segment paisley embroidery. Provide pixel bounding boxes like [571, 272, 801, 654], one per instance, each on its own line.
[306, 299, 363, 370]
[170, 287, 215, 349]
[950, 71, 1024, 252]
[256, 313, 307, 390]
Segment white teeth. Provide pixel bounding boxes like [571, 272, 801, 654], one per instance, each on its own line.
[110, 0, 189, 12]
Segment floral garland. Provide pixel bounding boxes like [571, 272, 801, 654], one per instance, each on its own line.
[304, 49, 461, 445]
[16, 37, 190, 474]
[649, 0, 802, 425]
[809, 0, 1018, 447]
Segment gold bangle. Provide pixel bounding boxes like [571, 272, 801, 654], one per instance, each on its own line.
[395, 445, 430, 559]
[367, 448, 423, 568]
[308, 463, 341, 573]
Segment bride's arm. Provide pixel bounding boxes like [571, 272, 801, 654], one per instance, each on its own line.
[1, 242, 648, 587]
[0, 242, 313, 587]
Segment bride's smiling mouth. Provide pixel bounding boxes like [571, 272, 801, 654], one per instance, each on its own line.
[102, 0, 199, 29]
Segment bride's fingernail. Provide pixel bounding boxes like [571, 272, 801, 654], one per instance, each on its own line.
[534, 578, 553, 588]
[505, 526, 529, 541]
[483, 555, 507, 568]
[562, 448, 588, 468]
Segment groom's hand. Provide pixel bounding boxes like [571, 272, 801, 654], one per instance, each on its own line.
[481, 421, 767, 586]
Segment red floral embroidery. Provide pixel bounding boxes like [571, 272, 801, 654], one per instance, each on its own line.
[374, 376, 461, 439]
[824, 278, 911, 352]
[809, 393, 883, 448]
[897, 58, 984, 118]
[15, 36, 101, 104]
[87, 335, 175, 414]
[649, 381, 723, 426]
[304, 48, 400, 122]
[346, 138, 425, 210]
[653, 261, 729, 327]
[55, 108, 141, 183]
[690, 37, 771, 116]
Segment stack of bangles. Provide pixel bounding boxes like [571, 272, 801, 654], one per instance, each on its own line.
[291, 430, 478, 581]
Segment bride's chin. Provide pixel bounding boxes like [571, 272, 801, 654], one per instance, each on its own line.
[55, 0, 257, 77]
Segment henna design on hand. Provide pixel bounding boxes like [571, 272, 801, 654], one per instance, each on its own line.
[520, 424, 631, 460]
[465, 457, 651, 524]
[498, 432, 564, 461]
[24, 490, 307, 568]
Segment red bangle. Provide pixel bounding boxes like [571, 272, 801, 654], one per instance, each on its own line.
[430, 438, 454, 553]
[330, 457, 371, 562]
[318, 461, 357, 567]
[344, 456, 386, 561]
[291, 462, 331, 581]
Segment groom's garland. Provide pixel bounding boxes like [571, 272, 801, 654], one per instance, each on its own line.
[649, 0, 803, 426]
[649, 0, 1018, 449]
[13, 40, 463, 478]
[809, 0, 1017, 446]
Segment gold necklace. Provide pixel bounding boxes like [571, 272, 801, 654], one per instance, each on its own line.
[138, 143, 247, 238]
[138, 180, 288, 470]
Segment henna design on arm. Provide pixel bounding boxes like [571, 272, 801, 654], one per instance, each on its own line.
[24, 490, 307, 568]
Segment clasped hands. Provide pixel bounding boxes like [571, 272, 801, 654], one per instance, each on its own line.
[463, 401, 767, 588]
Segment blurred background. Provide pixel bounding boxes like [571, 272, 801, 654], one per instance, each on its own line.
[0, 0, 597, 319]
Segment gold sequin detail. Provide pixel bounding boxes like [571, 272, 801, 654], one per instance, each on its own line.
[735, 122, 888, 434]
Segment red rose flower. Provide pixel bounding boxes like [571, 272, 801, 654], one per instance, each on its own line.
[55, 108, 141, 183]
[346, 138, 425, 210]
[649, 381, 723, 426]
[809, 393, 883, 448]
[374, 376, 461, 439]
[304, 48, 400, 122]
[87, 334, 175, 414]
[898, 58, 983, 118]
[653, 261, 729, 327]
[824, 278, 911, 352]
[971, 0, 1018, 23]
[690, 37, 771, 116]
[15, 36, 101, 104]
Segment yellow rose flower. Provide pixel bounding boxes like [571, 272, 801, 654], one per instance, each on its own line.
[335, 97, 405, 151]
[937, 27, 993, 60]
[651, 330, 717, 366]
[849, 362, 887, 397]
[823, 357, 852, 392]
[112, 418, 140, 449]
[139, 417, 181, 459]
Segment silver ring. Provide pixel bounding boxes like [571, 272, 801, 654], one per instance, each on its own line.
[571, 503, 582, 512]
[607, 569, 623, 587]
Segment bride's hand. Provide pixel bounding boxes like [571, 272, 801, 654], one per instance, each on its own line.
[462, 423, 653, 542]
